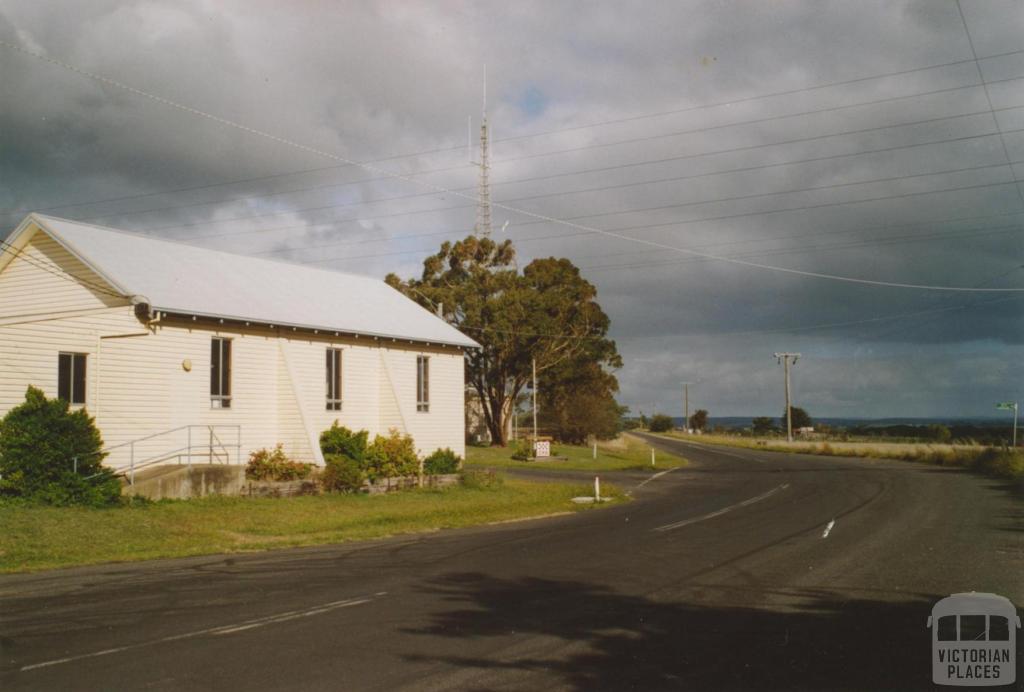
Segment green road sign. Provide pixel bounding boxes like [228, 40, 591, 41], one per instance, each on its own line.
[995, 402, 1016, 410]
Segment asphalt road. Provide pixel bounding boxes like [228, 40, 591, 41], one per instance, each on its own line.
[2, 434, 1022, 691]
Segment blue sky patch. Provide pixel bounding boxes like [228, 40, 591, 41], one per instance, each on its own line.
[516, 86, 548, 118]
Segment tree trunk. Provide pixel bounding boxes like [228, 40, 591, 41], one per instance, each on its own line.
[483, 389, 508, 447]
[485, 407, 507, 446]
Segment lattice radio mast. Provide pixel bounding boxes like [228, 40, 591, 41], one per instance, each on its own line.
[470, 66, 493, 238]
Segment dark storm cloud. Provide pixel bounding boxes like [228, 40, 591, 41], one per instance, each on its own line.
[0, 0, 1021, 417]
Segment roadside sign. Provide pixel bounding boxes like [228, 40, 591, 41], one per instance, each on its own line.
[995, 402, 1019, 448]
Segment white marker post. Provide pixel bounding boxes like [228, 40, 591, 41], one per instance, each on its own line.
[996, 402, 1018, 447]
[593, 442, 597, 459]
[651, 448, 655, 467]
[594, 476, 601, 502]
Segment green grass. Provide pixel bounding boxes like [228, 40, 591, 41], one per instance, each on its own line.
[654, 432, 1024, 480]
[0, 476, 624, 573]
[465, 435, 687, 472]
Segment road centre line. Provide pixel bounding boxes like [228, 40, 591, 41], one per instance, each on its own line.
[635, 466, 679, 489]
[653, 483, 790, 532]
[674, 439, 767, 464]
[19, 595, 378, 672]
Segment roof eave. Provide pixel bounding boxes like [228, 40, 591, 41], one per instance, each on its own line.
[154, 307, 480, 350]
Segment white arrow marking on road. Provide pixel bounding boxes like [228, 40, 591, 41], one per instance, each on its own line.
[822, 519, 836, 538]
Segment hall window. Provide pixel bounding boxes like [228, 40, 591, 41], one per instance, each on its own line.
[416, 355, 429, 412]
[326, 348, 343, 410]
[210, 338, 232, 408]
[58, 352, 87, 405]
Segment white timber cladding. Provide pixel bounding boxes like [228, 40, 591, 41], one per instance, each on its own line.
[0, 220, 470, 470]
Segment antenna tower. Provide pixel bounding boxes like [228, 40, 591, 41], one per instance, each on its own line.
[472, 67, 493, 238]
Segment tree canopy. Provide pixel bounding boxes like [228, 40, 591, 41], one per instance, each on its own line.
[386, 236, 620, 445]
[688, 409, 709, 431]
[648, 414, 674, 433]
[782, 406, 813, 430]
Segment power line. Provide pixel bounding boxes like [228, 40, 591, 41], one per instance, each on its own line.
[483, 117, 1019, 206]
[4, 44, 1022, 219]
[492, 48, 1024, 145]
[141, 114, 1021, 237]
[64, 93, 1024, 231]
[483, 185, 1024, 292]
[5, 38, 1021, 292]
[6, 34, 1015, 268]
[576, 224, 1022, 275]
[548, 212, 1024, 264]
[290, 176, 1024, 267]
[272, 216, 1024, 271]
[0, 161, 469, 220]
[68, 96, 1019, 232]
[955, 0, 1024, 207]
[492, 76, 1024, 166]
[256, 208, 1024, 264]
[155, 148, 1023, 244]
[698, 295, 1024, 338]
[867, 263, 1024, 342]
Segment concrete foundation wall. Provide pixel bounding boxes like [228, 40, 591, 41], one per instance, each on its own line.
[124, 465, 461, 500]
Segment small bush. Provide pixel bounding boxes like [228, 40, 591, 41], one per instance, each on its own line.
[461, 468, 504, 490]
[424, 448, 461, 474]
[319, 422, 368, 461]
[0, 386, 120, 506]
[245, 444, 314, 481]
[971, 448, 1024, 479]
[363, 429, 419, 481]
[648, 414, 674, 433]
[510, 438, 533, 461]
[321, 454, 365, 492]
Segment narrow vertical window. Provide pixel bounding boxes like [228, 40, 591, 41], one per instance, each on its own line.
[326, 348, 343, 411]
[416, 355, 430, 412]
[58, 352, 87, 405]
[210, 337, 232, 408]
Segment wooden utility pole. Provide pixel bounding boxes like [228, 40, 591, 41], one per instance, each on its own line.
[532, 357, 538, 445]
[681, 382, 694, 432]
[774, 353, 800, 442]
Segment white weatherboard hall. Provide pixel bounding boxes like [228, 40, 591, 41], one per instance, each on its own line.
[0, 214, 478, 472]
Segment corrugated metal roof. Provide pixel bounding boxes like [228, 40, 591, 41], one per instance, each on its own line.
[15, 214, 479, 348]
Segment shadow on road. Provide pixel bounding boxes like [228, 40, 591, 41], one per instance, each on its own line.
[404, 572, 944, 691]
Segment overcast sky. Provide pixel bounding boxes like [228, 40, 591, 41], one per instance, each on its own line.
[1, 1, 1022, 420]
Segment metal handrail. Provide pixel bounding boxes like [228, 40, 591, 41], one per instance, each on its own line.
[76, 425, 242, 485]
[103, 424, 196, 452]
[208, 426, 230, 464]
[90, 425, 242, 485]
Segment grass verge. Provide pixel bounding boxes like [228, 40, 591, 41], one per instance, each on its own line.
[0, 474, 624, 574]
[656, 432, 1024, 480]
[464, 435, 687, 472]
